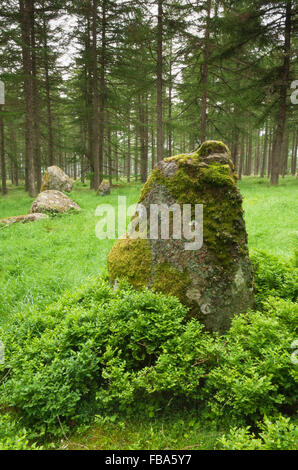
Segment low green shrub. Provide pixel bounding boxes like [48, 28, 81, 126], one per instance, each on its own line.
[251, 249, 298, 307]
[0, 414, 41, 450]
[0, 278, 205, 436]
[0, 265, 297, 441]
[218, 416, 298, 450]
[206, 297, 298, 424]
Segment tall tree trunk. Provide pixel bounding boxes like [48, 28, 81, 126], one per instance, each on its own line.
[291, 131, 297, 175]
[267, 126, 273, 176]
[260, 121, 268, 178]
[270, 0, 291, 185]
[31, 4, 41, 190]
[238, 134, 244, 180]
[135, 133, 139, 180]
[91, 0, 100, 189]
[200, 0, 211, 142]
[254, 130, 260, 175]
[0, 105, 7, 195]
[139, 94, 148, 183]
[168, 40, 173, 156]
[98, 0, 106, 182]
[156, 0, 163, 161]
[281, 130, 289, 177]
[115, 131, 118, 182]
[151, 127, 155, 170]
[107, 111, 112, 184]
[20, 0, 35, 197]
[43, 17, 54, 167]
[127, 108, 131, 183]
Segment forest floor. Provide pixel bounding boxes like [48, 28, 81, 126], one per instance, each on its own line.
[0, 176, 297, 449]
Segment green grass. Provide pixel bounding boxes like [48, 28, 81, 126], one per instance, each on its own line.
[0, 177, 297, 327]
[58, 413, 220, 450]
[0, 181, 141, 326]
[239, 176, 298, 260]
[0, 176, 297, 450]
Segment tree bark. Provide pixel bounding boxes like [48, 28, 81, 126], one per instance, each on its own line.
[156, 0, 163, 161]
[270, 0, 291, 185]
[31, 4, 41, 190]
[20, 0, 36, 197]
[200, 0, 211, 143]
[291, 131, 297, 175]
[98, 0, 106, 182]
[91, 0, 100, 189]
[260, 122, 268, 178]
[0, 105, 7, 195]
[43, 16, 54, 167]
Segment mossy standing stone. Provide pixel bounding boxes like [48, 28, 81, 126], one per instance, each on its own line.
[41, 166, 73, 193]
[107, 140, 255, 333]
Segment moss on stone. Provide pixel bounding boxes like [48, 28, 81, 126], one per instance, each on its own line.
[200, 163, 235, 187]
[152, 263, 190, 303]
[136, 143, 245, 269]
[107, 236, 152, 289]
[197, 140, 230, 157]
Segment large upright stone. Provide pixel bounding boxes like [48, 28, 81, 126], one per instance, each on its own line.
[97, 180, 111, 196]
[30, 190, 80, 214]
[107, 141, 255, 334]
[41, 166, 73, 193]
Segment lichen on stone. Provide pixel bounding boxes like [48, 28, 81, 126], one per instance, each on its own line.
[107, 236, 152, 290]
[152, 263, 191, 304]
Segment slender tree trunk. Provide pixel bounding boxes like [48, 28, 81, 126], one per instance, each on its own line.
[140, 94, 148, 183]
[268, 126, 273, 177]
[115, 131, 119, 182]
[156, 0, 163, 161]
[254, 131, 260, 175]
[31, 4, 41, 190]
[20, 0, 35, 197]
[291, 131, 297, 175]
[85, 14, 94, 187]
[151, 127, 155, 170]
[127, 108, 131, 183]
[168, 40, 173, 156]
[135, 133, 139, 180]
[281, 130, 289, 177]
[260, 122, 268, 178]
[91, 0, 100, 189]
[0, 105, 7, 195]
[98, 0, 106, 181]
[270, 0, 291, 185]
[43, 17, 54, 168]
[200, 0, 211, 143]
[238, 134, 244, 180]
[107, 111, 112, 184]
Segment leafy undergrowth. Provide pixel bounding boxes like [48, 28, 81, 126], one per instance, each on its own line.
[0, 251, 297, 450]
[0, 177, 297, 450]
[58, 414, 221, 451]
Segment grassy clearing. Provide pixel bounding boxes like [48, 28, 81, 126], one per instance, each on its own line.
[0, 177, 297, 327]
[59, 413, 220, 450]
[0, 176, 297, 450]
[0, 181, 141, 325]
[239, 176, 298, 260]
